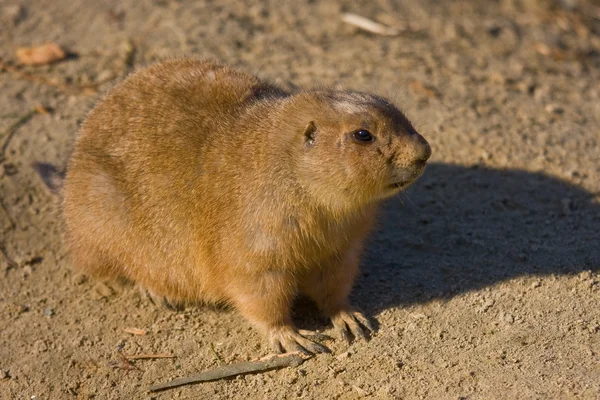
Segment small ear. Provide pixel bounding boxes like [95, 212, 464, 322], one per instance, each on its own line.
[303, 121, 317, 146]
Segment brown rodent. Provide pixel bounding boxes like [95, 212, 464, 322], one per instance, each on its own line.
[62, 59, 431, 354]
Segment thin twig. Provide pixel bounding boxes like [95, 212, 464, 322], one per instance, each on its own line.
[147, 352, 308, 392]
[0, 199, 15, 230]
[0, 244, 18, 276]
[0, 245, 18, 268]
[125, 353, 175, 360]
[0, 59, 99, 95]
[209, 343, 223, 364]
[111, 352, 142, 371]
[0, 108, 37, 163]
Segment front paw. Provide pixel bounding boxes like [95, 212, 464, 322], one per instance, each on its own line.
[330, 308, 374, 343]
[268, 326, 331, 355]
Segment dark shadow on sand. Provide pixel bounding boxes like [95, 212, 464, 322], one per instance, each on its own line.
[351, 162, 599, 316]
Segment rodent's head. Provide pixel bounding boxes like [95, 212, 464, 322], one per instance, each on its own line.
[289, 90, 431, 211]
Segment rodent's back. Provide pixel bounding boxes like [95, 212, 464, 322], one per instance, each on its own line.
[71, 59, 291, 210]
[77, 59, 285, 176]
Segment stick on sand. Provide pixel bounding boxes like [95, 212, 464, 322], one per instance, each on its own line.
[147, 352, 307, 392]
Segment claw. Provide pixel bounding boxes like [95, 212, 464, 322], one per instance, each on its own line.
[352, 324, 368, 341]
[309, 342, 332, 354]
[353, 311, 375, 332]
[331, 308, 374, 343]
[270, 339, 285, 354]
[297, 329, 333, 343]
[269, 326, 332, 355]
[340, 325, 352, 344]
[292, 343, 313, 357]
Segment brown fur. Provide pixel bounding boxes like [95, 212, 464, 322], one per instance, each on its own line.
[62, 59, 431, 353]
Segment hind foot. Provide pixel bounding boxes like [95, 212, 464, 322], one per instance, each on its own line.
[138, 286, 183, 310]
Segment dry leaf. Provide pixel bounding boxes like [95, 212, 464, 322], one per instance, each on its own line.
[533, 42, 569, 61]
[16, 43, 66, 66]
[341, 13, 399, 36]
[533, 42, 552, 56]
[34, 105, 49, 114]
[123, 327, 147, 335]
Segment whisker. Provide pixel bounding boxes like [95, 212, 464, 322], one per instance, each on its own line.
[399, 190, 416, 207]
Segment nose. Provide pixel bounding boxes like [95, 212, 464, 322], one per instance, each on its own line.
[419, 141, 432, 162]
[413, 134, 431, 165]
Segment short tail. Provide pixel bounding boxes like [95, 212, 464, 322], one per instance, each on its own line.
[32, 162, 65, 195]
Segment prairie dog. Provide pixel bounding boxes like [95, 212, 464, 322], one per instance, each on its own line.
[62, 59, 431, 353]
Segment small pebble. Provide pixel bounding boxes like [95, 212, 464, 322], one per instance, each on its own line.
[501, 312, 515, 324]
[352, 385, 368, 396]
[96, 70, 114, 82]
[93, 282, 114, 299]
[33, 340, 48, 354]
[480, 299, 495, 313]
[545, 104, 564, 114]
[72, 273, 88, 285]
[43, 308, 55, 317]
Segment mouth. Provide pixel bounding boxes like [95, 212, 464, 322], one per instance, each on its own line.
[387, 164, 427, 191]
[387, 181, 410, 190]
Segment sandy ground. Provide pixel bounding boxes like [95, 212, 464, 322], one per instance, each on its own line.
[1, 0, 600, 399]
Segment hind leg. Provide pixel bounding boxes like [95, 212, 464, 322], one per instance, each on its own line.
[66, 237, 123, 280]
[64, 240, 126, 300]
[63, 164, 134, 279]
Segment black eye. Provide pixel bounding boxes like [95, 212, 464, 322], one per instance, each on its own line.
[353, 129, 374, 143]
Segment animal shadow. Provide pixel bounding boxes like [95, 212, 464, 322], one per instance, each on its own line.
[355, 162, 600, 315]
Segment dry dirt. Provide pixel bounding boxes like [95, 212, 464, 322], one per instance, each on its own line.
[1, 0, 600, 399]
